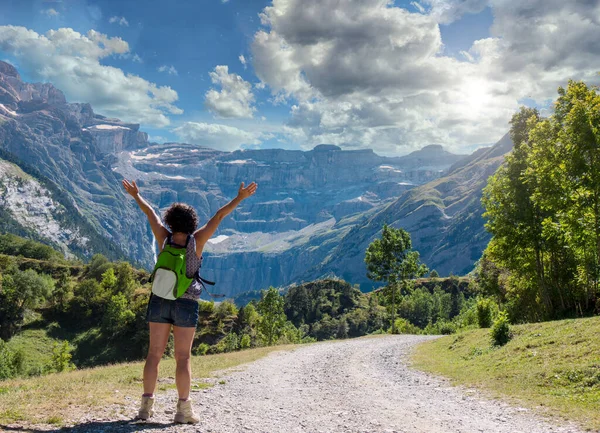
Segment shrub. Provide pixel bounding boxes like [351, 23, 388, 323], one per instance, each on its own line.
[221, 332, 239, 352]
[491, 311, 512, 346]
[49, 341, 76, 373]
[194, 343, 210, 356]
[476, 298, 494, 328]
[438, 321, 457, 335]
[0, 340, 25, 379]
[198, 300, 215, 315]
[239, 334, 251, 349]
[392, 318, 421, 334]
[215, 301, 238, 320]
[102, 294, 135, 335]
[278, 321, 305, 344]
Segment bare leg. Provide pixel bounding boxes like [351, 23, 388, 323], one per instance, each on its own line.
[143, 322, 171, 395]
[173, 326, 196, 400]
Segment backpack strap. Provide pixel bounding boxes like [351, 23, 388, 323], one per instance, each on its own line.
[193, 271, 224, 298]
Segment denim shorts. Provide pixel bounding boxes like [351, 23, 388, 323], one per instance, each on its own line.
[146, 295, 199, 328]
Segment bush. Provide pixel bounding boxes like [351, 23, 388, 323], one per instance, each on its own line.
[49, 341, 75, 373]
[491, 311, 512, 346]
[438, 321, 457, 335]
[215, 301, 238, 320]
[221, 332, 239, 353]
[391, 318, 421, 334]
[102, 294, 135, 335]
[277, 321, 305, 344]
[194, 343, 210, 356]
[198, 300, 215, 315]
[0, 340, 25, 379]
[476, 298, 495, 328]
[239, 334, 251, 349]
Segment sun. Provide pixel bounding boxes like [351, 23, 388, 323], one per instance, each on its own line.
[462, 79, 494, 118]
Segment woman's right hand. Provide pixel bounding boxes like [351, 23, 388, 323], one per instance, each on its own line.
[122, 179, 140, 198]
[237, 181, 258, 200]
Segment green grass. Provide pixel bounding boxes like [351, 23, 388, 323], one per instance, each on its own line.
[6, 329, 63, 376]
[0, 345, 295, 425]
[412, 316, 600, 430]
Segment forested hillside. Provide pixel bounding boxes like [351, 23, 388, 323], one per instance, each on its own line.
[0, 233, 482, 381]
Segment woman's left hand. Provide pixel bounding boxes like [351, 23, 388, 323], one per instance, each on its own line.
[122, 179, 140, 198]
[237, 182, 258, 200]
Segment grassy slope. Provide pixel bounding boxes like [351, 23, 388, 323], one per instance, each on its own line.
[0, 345, 295, 425]
[5, 329, 63, 379]
[412, 316, 600, 430]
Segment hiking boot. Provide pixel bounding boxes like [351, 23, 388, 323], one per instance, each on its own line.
[174, 399, 200, 424]
[137, 395, 154, 420]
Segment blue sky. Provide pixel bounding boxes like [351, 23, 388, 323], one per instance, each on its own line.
[0, 0, 598, 155]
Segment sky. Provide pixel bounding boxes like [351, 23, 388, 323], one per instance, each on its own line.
[0, 0, 599, 156]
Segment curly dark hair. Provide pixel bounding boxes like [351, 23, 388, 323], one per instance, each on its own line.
[163, 202, 199, 234]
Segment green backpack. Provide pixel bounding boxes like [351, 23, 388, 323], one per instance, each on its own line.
[150, 235, 194, 300]
[150, 235, 219, 300]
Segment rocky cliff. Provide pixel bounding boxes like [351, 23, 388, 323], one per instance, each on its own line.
[0, 61, 154, 264]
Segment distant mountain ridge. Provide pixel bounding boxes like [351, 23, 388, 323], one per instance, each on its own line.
[0, 60, 509, 295]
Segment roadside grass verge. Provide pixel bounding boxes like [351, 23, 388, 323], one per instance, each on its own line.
[0, 345, 295, 425]
[412, 316, 600, 430]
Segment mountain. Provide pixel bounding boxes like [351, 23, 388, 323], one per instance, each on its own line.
[309, 134, 513, 288]
[0, 60, 505, 296]
[0, 153, 126, 260]
[0, 61, 156, 264]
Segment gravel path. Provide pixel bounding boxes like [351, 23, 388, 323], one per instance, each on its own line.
[9, 335, 584, 433]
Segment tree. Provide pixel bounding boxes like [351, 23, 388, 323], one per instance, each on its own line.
[51, 269, 72, 311]
[49, 341, 76, 373]
[114, 262, 136, 300]
[429, 269, 439, 278]
[0, 269, 54, 340]
[482, 81, 600, 320]
[102, 294, 135, 335]
[237, 303, 260, 331]
[86, 254, 112, 281]
[482, 107, 550, 320]
[365, 224, 428, 333]
[101, 268, 117, 293]
[257, 287, 286, 346]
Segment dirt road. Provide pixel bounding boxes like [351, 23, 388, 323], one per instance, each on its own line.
[14, 335, 583, 433]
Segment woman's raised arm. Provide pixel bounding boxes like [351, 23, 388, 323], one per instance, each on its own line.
[194, 182, 257, 255]
[122, 179, 169, 248]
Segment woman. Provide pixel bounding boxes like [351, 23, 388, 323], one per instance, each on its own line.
[122, 179, 257, 424]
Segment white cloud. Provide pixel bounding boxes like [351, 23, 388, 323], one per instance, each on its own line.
[173, 122, 262, 151]
[158, 65, 178, 75]
[410, 2, 426, 13]
[109, 16, 129, 26]
[423, 0, 488, 24]
[205, 65, 256, 118]
[250, 0, 600, 154]
[239, 54, 247, 69]
[42, 8, 59, 17]
[0, 26, 182, 127]
[132, 53, 142, 63]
